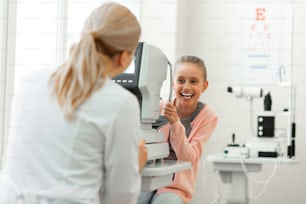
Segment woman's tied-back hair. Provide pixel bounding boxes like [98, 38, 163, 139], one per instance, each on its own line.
[49, 2, 141, 120]
[175, 55, 207, 81]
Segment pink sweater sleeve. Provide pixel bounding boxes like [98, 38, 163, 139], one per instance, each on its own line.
[169, 106, 218, 165]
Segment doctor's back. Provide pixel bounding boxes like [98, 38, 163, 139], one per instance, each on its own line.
[0, 2, 142, 204]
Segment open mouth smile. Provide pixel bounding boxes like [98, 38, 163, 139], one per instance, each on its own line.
[181, 93, 193, 99]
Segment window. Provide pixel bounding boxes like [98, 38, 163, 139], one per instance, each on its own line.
[1, 0, 140, 168]
[0, 0, 7, 169]
[0, 0, 17, 168]
[65, 0, 140, 60]
[14, 0, 140, 88]
[14, 0, 58, 88]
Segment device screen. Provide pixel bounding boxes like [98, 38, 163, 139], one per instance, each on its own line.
[124, 57, 136, 74]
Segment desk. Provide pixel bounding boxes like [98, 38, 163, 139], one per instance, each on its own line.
[207, 154, 299, 204]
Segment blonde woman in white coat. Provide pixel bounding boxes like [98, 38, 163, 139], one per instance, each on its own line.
[0, 2, 147, 204]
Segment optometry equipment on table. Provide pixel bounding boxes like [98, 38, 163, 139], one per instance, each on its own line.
[113, 42, 191, 191]
[226, 85, 296, 159]
[207, 85, 299, 204]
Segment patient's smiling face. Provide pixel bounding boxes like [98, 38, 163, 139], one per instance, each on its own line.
[173, 62, 208, 112]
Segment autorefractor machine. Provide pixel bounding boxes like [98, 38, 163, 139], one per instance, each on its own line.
[113, 42, 191, 191]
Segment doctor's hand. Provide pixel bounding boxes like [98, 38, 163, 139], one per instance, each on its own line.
[163, 103, 179, 124]
[138, 139, 148, 172]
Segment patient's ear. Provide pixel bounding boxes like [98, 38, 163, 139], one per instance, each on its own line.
[202, 81, 209, 92]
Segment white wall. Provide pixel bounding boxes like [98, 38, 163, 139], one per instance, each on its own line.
[140, 0, 177, 100]
[142, 0, 306, 203]
[140, 0, 177, 62]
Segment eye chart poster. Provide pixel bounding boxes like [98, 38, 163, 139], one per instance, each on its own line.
[236, 4, 292, 84]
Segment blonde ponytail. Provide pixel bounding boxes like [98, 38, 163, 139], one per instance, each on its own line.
[49, 3, 141, 120]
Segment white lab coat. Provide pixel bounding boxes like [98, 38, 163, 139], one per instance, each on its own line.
[0, 69, 141, 204]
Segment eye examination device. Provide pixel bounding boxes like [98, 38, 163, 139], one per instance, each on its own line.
[227, 86, 263, 99]
[226, 86, 280, 158]
[210, 86, 299, 204]
[113, 42, 191, 191]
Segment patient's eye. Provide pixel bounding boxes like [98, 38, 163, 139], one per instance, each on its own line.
[177, 78, 185, 84]
[190, 79, 198, 84]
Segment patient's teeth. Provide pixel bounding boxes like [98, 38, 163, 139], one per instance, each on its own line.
[182, 93, 192, 96]
[182, 93, 192, 99]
